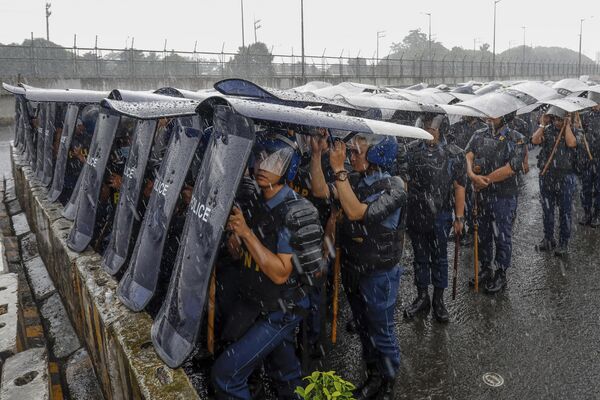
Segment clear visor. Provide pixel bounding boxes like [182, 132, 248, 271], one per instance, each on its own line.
[254, 147, 294, 177]
[295, 133, 311, 155]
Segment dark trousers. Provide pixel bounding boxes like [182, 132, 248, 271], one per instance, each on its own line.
[343, 265, 402, 379]
[580, 160, 600, 216]
[212, 296, 308, 400]
[539, 173, 576, 245]
[478, 195, 518, 271]
[408, 212, 453, 289]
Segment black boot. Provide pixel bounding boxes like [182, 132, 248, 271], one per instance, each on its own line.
[468, 265, 494, 288]
[591, 215, 600, 228]
[354, 364, 382, 400]
[484, 268, 507, 294]
[579, 212, 592, 226]
[403, 287, 430, 319]
[373, 376, 396, 400]
[432, 287, 449, 323]
[535, 238, 556, 252]
[554, 242, 569, 257]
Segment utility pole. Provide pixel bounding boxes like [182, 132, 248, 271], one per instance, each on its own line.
[578, 18, 584, 76]
[492, 0, 501, 80]
[376, 30, 386, 63]
[45, 3, 52, 41]
[425, 12, 432, 54]
[522, 26, 526, 62]
[240, 0, 246, 48]
[253, 18, 262, 43]
[301, 0, 305, 83]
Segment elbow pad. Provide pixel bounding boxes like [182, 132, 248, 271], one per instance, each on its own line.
[284, 198, 325, 286]
[365, 176, 406, 225]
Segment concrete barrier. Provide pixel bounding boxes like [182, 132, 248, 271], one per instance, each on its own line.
[0, 347, 49, 400]
[11, 146, 199, 399]
[0, 273, 19, 361]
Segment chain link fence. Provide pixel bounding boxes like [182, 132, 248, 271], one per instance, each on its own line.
[1, 43, 598, 84]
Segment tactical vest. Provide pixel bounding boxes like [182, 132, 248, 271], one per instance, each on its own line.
[471, 126, 521, 196]
[339, 176, 403, 273]
[583, 110, 600, 156]
[406, 142, 461, 231]
[238, 191, 323, 311]
[537, 125, 576, 174]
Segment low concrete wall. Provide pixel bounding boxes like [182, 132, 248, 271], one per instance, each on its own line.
[11, 146, 198, 400]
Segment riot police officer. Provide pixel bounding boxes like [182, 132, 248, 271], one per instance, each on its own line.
[311, 132, 406, 400]
[212, 132, 323, 400]
[580, 91, 600, 227]
[531, 106, 578, 256]
[401, 113, 466, 322]
[466, 111, 526, 293]
[448, 116, 485, 150]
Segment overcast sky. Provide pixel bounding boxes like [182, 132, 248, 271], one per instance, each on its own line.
[0, 0, 598, 59]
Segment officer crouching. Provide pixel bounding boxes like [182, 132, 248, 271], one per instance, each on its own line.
[400, 113, 466, 322]
[212, 132, 324, 400]
[310, 132, 406, 400]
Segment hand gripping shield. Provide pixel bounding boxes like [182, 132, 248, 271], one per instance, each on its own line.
[152, 106, 255, 368]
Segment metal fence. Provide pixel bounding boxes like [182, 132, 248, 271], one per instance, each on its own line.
[1, 43, 598, 83]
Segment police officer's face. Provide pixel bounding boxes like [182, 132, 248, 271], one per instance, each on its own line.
[349, 138, 370, 173]
[484, 117, 503, 130]
[255, 169, 282, 189]
[551, 116, 564, 129]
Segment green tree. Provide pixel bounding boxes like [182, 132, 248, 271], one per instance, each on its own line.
[228, 42, 274, 78]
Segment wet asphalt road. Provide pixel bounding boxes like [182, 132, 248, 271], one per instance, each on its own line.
[2, 124, 599, 399]
[327, 147, 600, 399]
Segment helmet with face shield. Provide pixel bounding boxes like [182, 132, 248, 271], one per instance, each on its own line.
[414, 113, 450, 137]
[349, 133, 398, 170]
[253, 130, 301, 182]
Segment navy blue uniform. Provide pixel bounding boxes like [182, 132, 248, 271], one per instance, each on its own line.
[580, 109, 600, 217]
[338, 171, 405, 379]
[402, 140, 466, 289]
[466, 125, 526, 272]
[536, 124, 578, 246]
[212, 186, 310, 400]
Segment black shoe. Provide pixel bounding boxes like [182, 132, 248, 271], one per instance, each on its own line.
[432, 287, 449, 323]
[373, 377, 396, 400]
[468, 265, 494, 288]
[536, 238, 556, 252]
[554, 243, 569, 257]
[484, 269, 507, 294]
[403, 288, 430, 319]
[579, 213, 592, 226]
[354, 365, 382, 400]
[591, 216, 600, 228]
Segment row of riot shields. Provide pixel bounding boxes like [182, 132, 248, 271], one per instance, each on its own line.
[4, 78, 595, 370]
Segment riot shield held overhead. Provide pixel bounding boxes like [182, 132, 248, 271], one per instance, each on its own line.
[152, 106, 255, 368]
[102, 119, 158, 275]
[34, 103, 47, 176]
[117, 116, 204, 312]
[48, 104, 79, 202]
[66, 110, 121, 252]
[41, 103, 58, 186]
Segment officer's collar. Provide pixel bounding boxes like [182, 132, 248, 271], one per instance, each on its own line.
[490, 125, 510, 138]
[362, 170, 390, 187]
[265, 185, 294, 209]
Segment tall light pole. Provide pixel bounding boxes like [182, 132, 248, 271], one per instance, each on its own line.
[424, 12, 432, 54]
[240, 0, 246, 48]
[301, 0, 305, 82]
[492, 0, 501, 80]
[45, 3, 52, 41]
[521, 26, 526, 62]
[376, 30, 386, 62]
[253, 19, 262, 43]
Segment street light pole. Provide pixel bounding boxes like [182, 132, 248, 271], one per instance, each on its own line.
[45, 3, 52, 41]
[301, 0, 305, 83]
[426, 12, 432, 54]
[492, 0, 501, 80]
[578, 18, 585, 76]
[521, 26, 526, 63]
[240, 0, 245, 48]
[376, 30, 386, 63]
